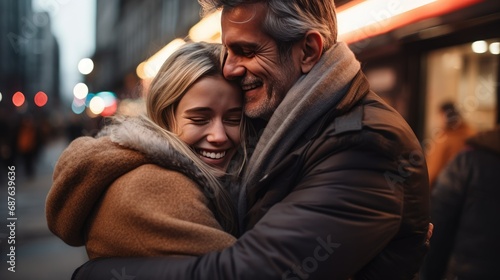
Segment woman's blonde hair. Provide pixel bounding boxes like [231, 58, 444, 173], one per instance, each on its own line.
[144, 41, 247, 235]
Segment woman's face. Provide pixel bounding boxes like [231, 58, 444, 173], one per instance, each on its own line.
[174, 75, 243, 171]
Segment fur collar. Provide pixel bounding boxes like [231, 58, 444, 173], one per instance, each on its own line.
[98, 115, 213, 190]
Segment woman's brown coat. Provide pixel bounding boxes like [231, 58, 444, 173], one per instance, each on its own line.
[46, 117, 236, 259]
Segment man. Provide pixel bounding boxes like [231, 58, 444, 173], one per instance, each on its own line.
[73, 1, 430, 279]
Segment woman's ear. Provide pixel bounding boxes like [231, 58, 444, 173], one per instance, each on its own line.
[300, 31, 323, 74]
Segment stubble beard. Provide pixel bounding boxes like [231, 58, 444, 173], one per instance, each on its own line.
[244, 84, 285, 120]
[244, 56, 296, 120]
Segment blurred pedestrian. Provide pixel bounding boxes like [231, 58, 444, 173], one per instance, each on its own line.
[426, 101, 476, 188]
[16, 115, 41, 179]
[420, 125, 500, 280]
[46, 42, 247, 258]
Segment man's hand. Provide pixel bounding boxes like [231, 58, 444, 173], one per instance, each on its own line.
[426, 223, 434, 246]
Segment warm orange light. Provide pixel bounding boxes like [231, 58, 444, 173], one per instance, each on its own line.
[137, 38, 186, 80]
[338, 0, 483, 44]
[12, 91, 25, 107]
[34, 91, 48, 107]
[189, 11, 222, 43]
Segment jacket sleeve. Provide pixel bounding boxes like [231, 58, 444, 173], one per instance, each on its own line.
[73, 132, 416, 280]
[47, 136, 149, 246]
[86, 164, 237, 258]
[420, 152, 468, 279]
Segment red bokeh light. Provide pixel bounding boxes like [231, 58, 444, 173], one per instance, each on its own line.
[100, 101, 117, 116]
[12, 91, 25, 107]
[34, 91, 48, 107]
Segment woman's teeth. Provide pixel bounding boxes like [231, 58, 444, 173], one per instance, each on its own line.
[199, 150, 226, 159]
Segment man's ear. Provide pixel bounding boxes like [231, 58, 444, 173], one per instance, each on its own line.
[300, 31, 323, 74]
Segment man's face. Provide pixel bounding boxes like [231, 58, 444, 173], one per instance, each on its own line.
[221, 2, 303, 120]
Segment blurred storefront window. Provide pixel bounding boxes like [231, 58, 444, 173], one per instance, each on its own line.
[424, 39, 499, 139]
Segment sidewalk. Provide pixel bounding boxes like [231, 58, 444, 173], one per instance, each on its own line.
[0, 137, 87, 280]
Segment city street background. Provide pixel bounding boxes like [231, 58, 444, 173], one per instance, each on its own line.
[0, 136, 87, 280]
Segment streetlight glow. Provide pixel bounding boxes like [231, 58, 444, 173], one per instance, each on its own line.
[78, 58, 94, 75]
[89, 95, 105, 114]
[471, 40, 488, 54]
[73, 82, 89, 99]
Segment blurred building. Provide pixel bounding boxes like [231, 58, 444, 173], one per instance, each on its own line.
[88, 0, 202, 102]
[0, 0, 60, 166]
[0, 0, 60, 118]
[32, 12, 61, 109]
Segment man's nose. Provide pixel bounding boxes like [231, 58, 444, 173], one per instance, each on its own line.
[207, 121, 229, 144]
[223, 53, 245, 80]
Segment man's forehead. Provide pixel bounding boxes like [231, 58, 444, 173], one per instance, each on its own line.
[221, 3, 259, 24]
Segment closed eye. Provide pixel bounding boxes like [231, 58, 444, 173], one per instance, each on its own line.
[224, 118, 241, 126]
[241, 50, 255, 58]
[226, 43, 257, 58]
[188, 117, 209, 125]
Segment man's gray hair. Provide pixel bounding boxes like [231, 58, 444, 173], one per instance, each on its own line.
[198, 0, 338, 53]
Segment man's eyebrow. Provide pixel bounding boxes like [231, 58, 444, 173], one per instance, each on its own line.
[226, 41, 260, 50]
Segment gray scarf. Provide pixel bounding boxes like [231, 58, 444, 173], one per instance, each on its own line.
[239, 42, 361, 222]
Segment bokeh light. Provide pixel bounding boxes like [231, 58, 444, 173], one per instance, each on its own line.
[12, 91, 25, 107]
[101, 101, 117, 116]
[138, 38, 186, 79]
[98, 91, 116, 106]
[89, 95, 105, 114]
[71, 97, 86, 114]
[73, 83, 89, 99]
[71, 91, 118, 117]
[34, 91, 48, 107]
[97, 91, 118, 116]
[85, 107, 99, 118]
[490, 42, 500, 55]
[136, 62, 148, 80]
[71, 100, 86, 114]
[471, 40, 488, 54]
[85, 93, 95, 107]
[0, 92, 3, 103]
[78, 58, 94, 75]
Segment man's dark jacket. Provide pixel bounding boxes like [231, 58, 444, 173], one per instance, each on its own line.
[73, 72, 430, 280]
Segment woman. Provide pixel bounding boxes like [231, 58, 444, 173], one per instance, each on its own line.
[46, 42, 247, 259]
